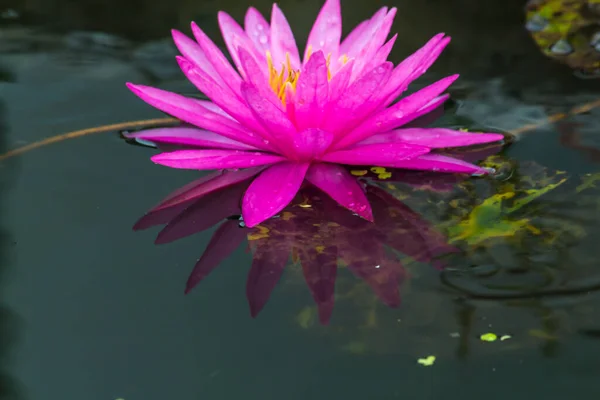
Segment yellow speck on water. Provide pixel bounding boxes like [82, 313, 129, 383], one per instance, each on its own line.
[369, 166, 391, 179]
[247, 225, 270, 241]
[417, 356, 436, 366]
[315, 245, 325, 254]
[350, 170, 368, 176]
[480, 333, 498, 342]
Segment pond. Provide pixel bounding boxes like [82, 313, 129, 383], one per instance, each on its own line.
[2, 0, 600, 399]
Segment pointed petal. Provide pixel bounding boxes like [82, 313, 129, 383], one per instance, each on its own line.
[339, 7, 387, 56]
[270, 4, 301, 69]
[155, 179, 248, 244]
[126, 83, 271, 151]
[294, 51, 329, 130]
[171, 30, 225, 87]
[151, 149, 285, 170]
[299, 246, 338, 324]
[321, 142, 430, 166]
[306, 163, 373, 221]
[242, 162, 309, 227]
[292, 129, 333, 160]
[400, 94, 449, 129]
[152, 167, 264, 210]
[350, 8, 397, 81]
[383, 34, 451, 105]
[335, 74, 459, 149]
[304, 0, 342, 62]
[358, 128, 505, 148]
[362, 33, 397, 72]
[185, 220, 248, 293]
[124, 127, 260, 150]
[218, 11, 266, 77]
[244, 7, 271, 54]
[246, 236, 289, 317]
[241, 82, 297, 154]
[176, 57, 269, 137]
[190, 22, 244, 96]
[386, 154, 489, 174]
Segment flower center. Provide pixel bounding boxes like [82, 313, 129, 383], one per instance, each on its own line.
[266, 52, 300, 106]
[266, 50, 349, 106]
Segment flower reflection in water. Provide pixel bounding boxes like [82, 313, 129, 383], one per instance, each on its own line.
[131, 133, 506, 324]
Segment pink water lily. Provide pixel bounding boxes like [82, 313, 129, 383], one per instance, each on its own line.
[126, 0, 504, 228]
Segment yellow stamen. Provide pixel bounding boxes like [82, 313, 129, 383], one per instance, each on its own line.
[265, 51, 350, 105]
[266, 51, 300, 105]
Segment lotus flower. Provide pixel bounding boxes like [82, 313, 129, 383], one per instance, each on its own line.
[133, 167, 459, 324]
[126, 0, 505, 228]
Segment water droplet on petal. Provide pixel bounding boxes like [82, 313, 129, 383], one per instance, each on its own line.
[259, 35, 268, 44]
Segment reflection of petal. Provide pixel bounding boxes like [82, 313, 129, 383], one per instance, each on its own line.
[155, 181, 248, 244]
[185, 220, 248, 293]
[340, 238, 403, 307]
[152, 167, 263, 210]
[246, 241, 290, 317]
[368, 186, 457, 268]
[299, 246, 338, 324]
[133, 171, 224, 230]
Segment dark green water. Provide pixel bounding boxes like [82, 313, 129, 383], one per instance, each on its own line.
[2, 0, 600, 399]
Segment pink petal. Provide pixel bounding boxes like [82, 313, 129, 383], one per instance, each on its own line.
[327, 59, 354, 103]
[241, 82, 297, 155]
[192, 100, 236, 120]
[152, 167, 265, 210]
[176, 56, 269, 137]
[292, 128, 333, 161]
[242, 162, 309, 227]
[357, 128, 505, 148]
[151, 149, 285, 170]
[323, 62, 393, 136]
[321, 142, 430, 166]
[395, 94, 449, 128]
[335, 74, 459, 149]
[171, 30, 225, 87]
[305, 163, 373, 221]
[218, 11, 266, 77]
[350, 7, 397, 81]
[304, 0, 342, 62]
[124, 127, 260, 150]
[383, 34, 450, 105]
[126, 83, 271, 150]
[190, 22, 244, 97]
[387, 154, 488, 174]
[244, 7, 271, 54]
[339, 7, 387, 57]
[185, 220, 248, 293]
[270, 4, 301, 70]
[294, 50, 329, 130]
[363, 33, 397, 72]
